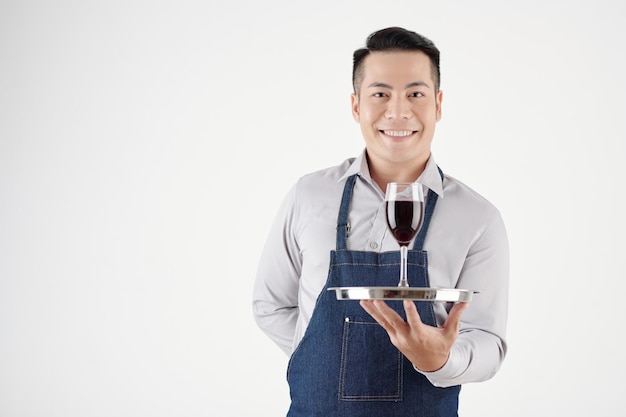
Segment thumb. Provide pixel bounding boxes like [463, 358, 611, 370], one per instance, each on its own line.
[443, 302, 468, 335]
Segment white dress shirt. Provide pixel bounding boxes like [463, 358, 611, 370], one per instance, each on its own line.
[252, 151, 509, 387]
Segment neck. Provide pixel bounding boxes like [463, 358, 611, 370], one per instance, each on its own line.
[366, 152, 430, 192]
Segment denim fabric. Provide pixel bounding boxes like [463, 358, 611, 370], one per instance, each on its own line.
[286, 174, 460, 417]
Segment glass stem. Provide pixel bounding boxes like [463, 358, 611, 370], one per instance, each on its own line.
[398, 245, 409, 287]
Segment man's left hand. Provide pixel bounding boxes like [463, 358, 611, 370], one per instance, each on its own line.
[359, 299, 468, 372]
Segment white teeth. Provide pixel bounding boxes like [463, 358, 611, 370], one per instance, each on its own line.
[383, 130, 414, 137]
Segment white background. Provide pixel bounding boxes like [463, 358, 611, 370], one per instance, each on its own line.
[1, 0, 625, 415]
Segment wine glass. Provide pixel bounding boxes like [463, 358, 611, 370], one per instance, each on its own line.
[385, 182, 425, 288]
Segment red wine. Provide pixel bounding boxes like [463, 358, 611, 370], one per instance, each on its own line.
[386, 200, 424, 245]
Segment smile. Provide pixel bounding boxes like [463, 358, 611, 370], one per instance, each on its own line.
[381, 130, 416, 137]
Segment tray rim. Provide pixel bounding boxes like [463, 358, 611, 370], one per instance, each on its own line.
[327, 286, 476, 302]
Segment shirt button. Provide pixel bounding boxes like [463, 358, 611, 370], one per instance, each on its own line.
[369, 242, 379, 249]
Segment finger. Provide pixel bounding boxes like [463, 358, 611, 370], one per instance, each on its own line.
[372, 300, 405, 327]
[359, 300, 388, 326]
[360, 300, 403, 329]
[359, 300, 377, 319]
[443, 302, 468, 335]
[403, 299, 424, 327]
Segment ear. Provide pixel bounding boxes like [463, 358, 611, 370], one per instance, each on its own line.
[435, 90, 443, 122]
[351, 93, 360, 123]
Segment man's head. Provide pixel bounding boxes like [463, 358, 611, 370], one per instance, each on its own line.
[350, 28, 443, 182]
[352, 27, 440, 96]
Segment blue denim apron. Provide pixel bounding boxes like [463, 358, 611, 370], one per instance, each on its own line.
[286, 173, 460, 417]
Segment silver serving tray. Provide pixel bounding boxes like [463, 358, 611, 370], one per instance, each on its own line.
[327, 287, 476, 302]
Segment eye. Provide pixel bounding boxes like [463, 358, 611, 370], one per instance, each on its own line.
[372, 92, 387, 98]
[409, 92, 424, 98]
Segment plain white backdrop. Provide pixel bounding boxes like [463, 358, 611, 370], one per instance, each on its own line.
[1, 0, 625, 415]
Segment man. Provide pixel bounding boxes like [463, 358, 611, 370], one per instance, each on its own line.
[252, 27, 509, 417]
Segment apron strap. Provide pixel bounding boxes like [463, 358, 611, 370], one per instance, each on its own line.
[413, 166, 444, 250]
[336, 174, 358, 250]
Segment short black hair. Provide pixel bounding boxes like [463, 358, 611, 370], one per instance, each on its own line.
[352, 27, 441, 95]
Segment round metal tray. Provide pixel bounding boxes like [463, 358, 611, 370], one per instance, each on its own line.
[327, 287, 476, 302]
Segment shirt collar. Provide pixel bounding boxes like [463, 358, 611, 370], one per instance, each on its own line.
[419, 155, 445, 198]
[338, 149, 445, 198]
[338, 151, 369, 182]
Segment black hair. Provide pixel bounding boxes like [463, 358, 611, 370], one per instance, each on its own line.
[352, 27, 441, 95]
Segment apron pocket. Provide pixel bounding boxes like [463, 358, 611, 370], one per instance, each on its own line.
[338, 316, 403, 401]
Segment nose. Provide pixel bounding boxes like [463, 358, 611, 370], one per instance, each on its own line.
[385, 96, 412, 120]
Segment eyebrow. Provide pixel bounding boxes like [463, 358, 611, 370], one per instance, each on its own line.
[367, 81, 431, 89]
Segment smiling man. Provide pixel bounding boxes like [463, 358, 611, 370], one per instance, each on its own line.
[253, 27, 509, 417]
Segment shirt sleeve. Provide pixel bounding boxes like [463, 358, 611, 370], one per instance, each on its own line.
[419, 209, 510, 387]
[252, 183, 302, 355]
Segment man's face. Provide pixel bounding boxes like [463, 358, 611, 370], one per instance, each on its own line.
[351, 51, 442, 172]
